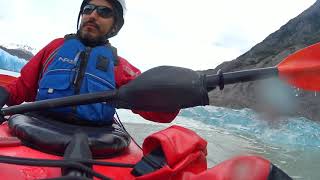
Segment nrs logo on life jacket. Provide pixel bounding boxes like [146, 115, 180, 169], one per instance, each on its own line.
[36, 37, 117, 124]
[58, 56, 78, 65]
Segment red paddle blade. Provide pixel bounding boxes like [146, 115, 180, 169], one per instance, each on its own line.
[278, 42, 320, 91]
[0, 74, 17, 86]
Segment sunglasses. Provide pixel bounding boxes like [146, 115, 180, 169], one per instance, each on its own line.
[82, 4, 113, 18]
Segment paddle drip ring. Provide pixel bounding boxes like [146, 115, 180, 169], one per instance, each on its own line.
[217, 69, 224, 90]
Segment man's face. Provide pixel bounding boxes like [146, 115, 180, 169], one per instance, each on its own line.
[79, 0, 114, 43]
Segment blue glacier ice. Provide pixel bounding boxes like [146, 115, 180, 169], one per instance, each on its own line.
[0, 49, 27, 72]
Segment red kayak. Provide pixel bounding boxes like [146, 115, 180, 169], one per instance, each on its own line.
[0, 117, 289, 180]
[0, 74, 291, 180]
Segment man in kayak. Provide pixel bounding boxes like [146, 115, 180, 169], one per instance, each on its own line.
[0, 0, 178, 125]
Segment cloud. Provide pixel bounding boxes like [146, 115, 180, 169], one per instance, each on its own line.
[0, 0, 79, 50]
[0, 1, 12, 20]
[0, 0, 316, 71]
[112, 0, 315, 71]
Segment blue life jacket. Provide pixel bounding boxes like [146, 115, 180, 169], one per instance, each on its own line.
[36, 36, 117, 124]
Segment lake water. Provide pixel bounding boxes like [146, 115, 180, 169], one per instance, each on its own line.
[118, 106, 320, 180]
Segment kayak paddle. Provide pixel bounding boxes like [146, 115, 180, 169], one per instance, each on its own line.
[206, 42, 320, 91]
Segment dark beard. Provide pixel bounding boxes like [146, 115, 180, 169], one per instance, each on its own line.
[77, 30, 107, 47]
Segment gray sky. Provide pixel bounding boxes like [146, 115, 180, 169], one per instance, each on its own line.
[0, 0, 316, 71]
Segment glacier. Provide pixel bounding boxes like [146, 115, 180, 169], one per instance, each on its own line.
[0, 48, 27, 72]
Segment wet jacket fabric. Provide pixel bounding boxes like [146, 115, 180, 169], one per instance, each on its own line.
[4, 38, 178, 123]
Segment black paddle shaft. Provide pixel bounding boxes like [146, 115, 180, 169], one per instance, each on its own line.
[205, 67, 278, 90]
[1, 91, 117, 116]
[0, 66, 279, 115]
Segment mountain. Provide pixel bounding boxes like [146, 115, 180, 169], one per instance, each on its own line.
[0, 44, 34, 61]
[205, 1, 320, 121]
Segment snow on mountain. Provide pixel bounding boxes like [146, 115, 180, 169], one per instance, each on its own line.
[1, 43, 37, 55]
[0, 48, 27, 72]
